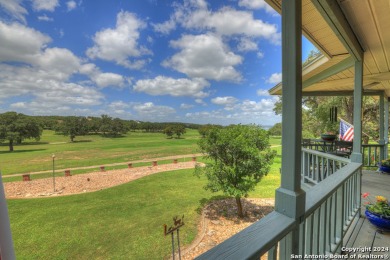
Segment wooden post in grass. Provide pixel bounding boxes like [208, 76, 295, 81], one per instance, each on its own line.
[100, 166, 105, 171]
[128, 163, 133, 168]
[192, 157, 196, 162]
[153, 161, 158, 167]
[173, 159, 178, 164]
[64, 170, 71, 177]
[22, 174, 31, 181]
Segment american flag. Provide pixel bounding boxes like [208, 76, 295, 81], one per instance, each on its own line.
[339, 120, 354, 141]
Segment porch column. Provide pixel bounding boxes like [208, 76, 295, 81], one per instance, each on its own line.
[385, 96, 389, 159]
[379, 92, 385, 161]
[350, 60, 363, 163]
[275, 0, 305, 255]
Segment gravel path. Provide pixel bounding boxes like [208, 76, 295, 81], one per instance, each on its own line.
[4, 161, 198, 199]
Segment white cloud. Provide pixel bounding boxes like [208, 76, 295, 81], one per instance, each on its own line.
[238, 0, 278, 15]
[79, 63, 125, 88]
[134, 76, 209, 98]
[187, 7, 279, 41]
[0, 64, 104, 112]
[237, 38, 258, 52]
[195, 98, 207, 106]
[66, 0, 76, 11]
[108, 101, 130, 110]
[86, 11, 151, 69]
[211, 96, 238, 106]
[37, 14, 53, 21]
[180, 103, 194, 109]
[163, 33, 242, 82]
[152, 19, 176, 35]
[31, 0, 59, 12]
[132, 102, 175, 119]
[185, 97, 280, 125]
[0, 0, 28, 23]
[257, 51, 264, 58]
[257, 89, 270, 96]
[0, 21, 51, 63]
[95, 73, 125, 88]
[266, 73, 282, 84]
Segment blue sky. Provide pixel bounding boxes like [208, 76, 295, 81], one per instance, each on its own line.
[0, 0, 315, 126]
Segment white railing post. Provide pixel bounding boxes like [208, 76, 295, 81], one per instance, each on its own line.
[276, 0, 305, 257]
[351, 59, 364, 163]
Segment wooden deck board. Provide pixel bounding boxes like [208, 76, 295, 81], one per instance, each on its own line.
[343, 170, 390, 259]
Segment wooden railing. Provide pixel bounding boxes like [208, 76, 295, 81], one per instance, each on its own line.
[362, 144, 384, 167]
[301, 148, 350, 185]
[196, 151, 362, 260]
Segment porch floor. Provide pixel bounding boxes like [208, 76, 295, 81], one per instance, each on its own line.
[344, 170, 390, 259]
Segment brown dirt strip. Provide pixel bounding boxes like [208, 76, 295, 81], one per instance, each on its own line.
[2, 153, 203, 178]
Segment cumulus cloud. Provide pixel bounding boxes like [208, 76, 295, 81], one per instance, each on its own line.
[134, 76, 209, 98]
[266, 73, 282, 84]
[0, 0, 28, 23]
[66, 0, 77, 11]
[31, 0, 59, 12]
[237, 38, 258, 52]
[163, 33, 242, 82]
[186, 97, 280, 125]
[211, 96, 238, 106]
[257, 89, 270, 96]
[0, 64, 104, 114]
[0, 21, 51, 63]
[79, 63, 125, 88]
[238, 0, 278, 15]
[86, 11, 151, 69]
[132, 102, 176, 119]
[180, 103, 194, 109]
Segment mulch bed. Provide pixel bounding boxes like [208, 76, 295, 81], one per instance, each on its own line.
[181, 198, 275, 259]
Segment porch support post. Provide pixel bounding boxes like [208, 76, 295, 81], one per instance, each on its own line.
[350, 60, 363, 163]
[379, 92, 385, 161]
[385, 96, 389, 159]
[275, 1, 305, 255]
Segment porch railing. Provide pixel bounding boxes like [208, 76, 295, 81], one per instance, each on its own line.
[301, 148, 350, 185]
[362, 144, 384, 167]
[196, 151, 362, 260]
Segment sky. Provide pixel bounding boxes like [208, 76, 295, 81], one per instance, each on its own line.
[0, 0, 316, 126]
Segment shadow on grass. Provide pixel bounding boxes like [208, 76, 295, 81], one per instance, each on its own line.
[72, 140, 92, 143]
[0, 149, 47, 154]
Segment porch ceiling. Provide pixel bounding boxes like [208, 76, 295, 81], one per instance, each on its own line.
[267, 0, 390, 97]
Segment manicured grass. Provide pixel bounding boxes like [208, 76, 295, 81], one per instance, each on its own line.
[0, 130, 201, 175]
[8, 150, 281, 259]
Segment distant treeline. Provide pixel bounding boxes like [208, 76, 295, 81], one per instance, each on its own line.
[27, 115, 204, 132]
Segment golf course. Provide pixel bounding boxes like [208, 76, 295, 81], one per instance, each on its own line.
[2, 129, 282, 259]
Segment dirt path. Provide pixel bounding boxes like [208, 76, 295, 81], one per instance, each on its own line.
[2, 153, 203, 178]
[4, 161, 199, 199]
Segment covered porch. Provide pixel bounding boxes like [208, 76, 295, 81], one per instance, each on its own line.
[196, 0, 390, 259]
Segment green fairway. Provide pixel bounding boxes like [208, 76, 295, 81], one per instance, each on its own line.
[0, 129, 201, 176]
[8, 160, 281, 259]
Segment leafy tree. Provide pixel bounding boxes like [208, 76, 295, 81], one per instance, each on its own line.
[56, 116, 89, 142]
[163, 125, 174, 138]
[173, 124, 186, 138]
[195, 124, 276, 218]
[198, 124, 222, 138]
[111, 118, 128, 136]
[268, 122, 282, 136]
[0, 112, 42, 151]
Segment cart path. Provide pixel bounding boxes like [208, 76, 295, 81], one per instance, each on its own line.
[2, 153, 204, 178]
